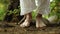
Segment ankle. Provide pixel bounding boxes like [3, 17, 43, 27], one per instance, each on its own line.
[25, 13, 32, 21]
[36, 14, 42, 19]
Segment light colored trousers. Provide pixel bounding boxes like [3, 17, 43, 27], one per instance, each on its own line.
[20, 0, 50, 15]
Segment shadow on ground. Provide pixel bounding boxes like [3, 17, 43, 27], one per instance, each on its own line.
[0, 21, 60, 34]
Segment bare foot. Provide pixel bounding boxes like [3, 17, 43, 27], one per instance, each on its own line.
[36, 14, 46, 28]
[36, 18, 46, 28]
[20, 13, 32, 27]
[20, 19, 30, 27]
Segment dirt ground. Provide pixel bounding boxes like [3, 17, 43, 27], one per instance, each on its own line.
[0, 21, 60, 34]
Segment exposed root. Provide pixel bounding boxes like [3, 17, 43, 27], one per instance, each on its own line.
[18, 16, 26, 25]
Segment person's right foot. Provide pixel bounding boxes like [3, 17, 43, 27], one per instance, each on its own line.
[20, 13, 32, 28]
[20, 19, 31, 27]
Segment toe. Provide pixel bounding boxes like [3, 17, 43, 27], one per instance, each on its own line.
[20, 22, 30, 27]
[36, 18, 46, 28]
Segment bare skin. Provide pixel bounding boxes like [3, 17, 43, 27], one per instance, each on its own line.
[36, 14, 46, 28]
[20, 13, 32, 27]
[20, 13, 46, 28]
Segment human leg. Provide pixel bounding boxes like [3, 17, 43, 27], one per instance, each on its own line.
[20, 13, 32, 27]
[36, 14, 46, 28]
[35, 0, 50, 28]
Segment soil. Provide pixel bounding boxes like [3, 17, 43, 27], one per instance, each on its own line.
[0, 21, 60, 34]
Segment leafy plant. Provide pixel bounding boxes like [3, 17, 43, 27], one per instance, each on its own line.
[0, 0, 9, 20]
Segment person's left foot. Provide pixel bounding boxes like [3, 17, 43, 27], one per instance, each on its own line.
[36, 14, 46, 29]
[36, 18, 46, 28]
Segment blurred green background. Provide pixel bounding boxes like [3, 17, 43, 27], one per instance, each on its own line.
[0, 0, 60, 22]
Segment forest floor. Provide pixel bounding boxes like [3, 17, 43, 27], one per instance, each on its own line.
[0, 21, 60, 34]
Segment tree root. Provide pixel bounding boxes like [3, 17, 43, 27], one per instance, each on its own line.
[18, 16, 26, 25]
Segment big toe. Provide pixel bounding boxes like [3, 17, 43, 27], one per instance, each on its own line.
[20, 22, 30, 27]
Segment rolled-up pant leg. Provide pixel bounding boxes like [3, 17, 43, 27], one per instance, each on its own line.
[20, 0, 36, 15]
[20, 0, 50, 15]
[35, 0, 50, 15]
